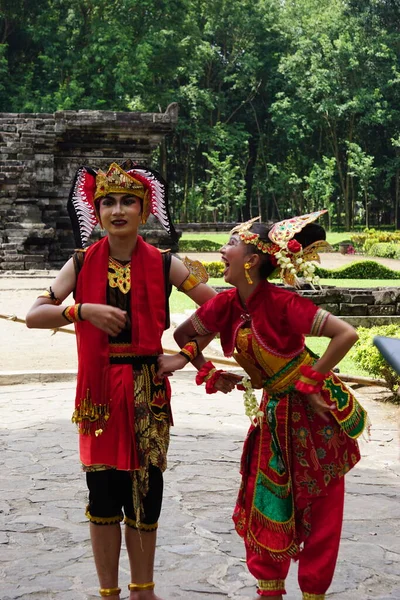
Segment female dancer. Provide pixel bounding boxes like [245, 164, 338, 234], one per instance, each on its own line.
[26, 161, 216, 600]
[157, 212, 368, 600]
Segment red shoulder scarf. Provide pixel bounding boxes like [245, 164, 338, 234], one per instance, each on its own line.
[74, 235, 166, 415]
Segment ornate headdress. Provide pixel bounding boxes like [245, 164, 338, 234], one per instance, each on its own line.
[67, 159, 177, 247]
[231, 210, 331, 287]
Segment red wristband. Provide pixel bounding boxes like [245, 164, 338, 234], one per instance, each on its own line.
[295, 365, 328, 394]
[295, 379, 324, 394]
[204, 369, 224, 394]
[300, 365, 328, 382]
[195, 361, 216, 385]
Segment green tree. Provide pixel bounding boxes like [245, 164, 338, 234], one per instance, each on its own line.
[203, 150, 246, 222]
[347, 143, 376, 228]
[304, 156, 336, 226]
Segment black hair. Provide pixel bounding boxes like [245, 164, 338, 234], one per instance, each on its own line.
[245, 221, 326, 280]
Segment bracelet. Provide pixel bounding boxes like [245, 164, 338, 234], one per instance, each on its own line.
[179, 340, 200, 363]
[62, 303, 84, 324]
[295, 365, 328, 394]
[195, 361, 225, 394]
[295, 377, 324, 394]
[204, 368, 224, 394]
[300, 365, 328, 382]
[195, 361, 216, 385]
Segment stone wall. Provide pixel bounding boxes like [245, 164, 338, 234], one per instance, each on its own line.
[178, 222, 237, 232]
[299, 286, 400, 326]
[0, 106, 178, 270]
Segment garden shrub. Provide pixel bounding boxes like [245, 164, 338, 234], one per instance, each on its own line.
[315, 260, 400, 279]
[350, 325, 400, 400]
[179, 239, 221, 252]
[351, 229, 400, 252]
[202, 261, 225, 277]
[366, 242, 400, 260]
[202, 260, 400, 279]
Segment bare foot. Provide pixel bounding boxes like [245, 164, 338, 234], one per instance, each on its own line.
[129, 592, 164, 600]
[253, 596, 283, 600]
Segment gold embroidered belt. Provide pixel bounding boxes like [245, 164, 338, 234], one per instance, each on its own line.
[263, 349, 314, 394]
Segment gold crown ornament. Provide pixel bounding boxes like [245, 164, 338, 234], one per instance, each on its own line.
[230, 211, 331, 287]
[94, 163, 146, 201]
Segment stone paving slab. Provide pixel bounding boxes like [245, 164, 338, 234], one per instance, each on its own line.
[0, 374, 399, 599]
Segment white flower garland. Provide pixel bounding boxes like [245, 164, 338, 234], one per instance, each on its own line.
[274, 243, 320, 288]
[242, 375, 264, 425]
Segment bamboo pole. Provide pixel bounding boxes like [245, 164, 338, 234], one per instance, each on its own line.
[0, 313, 387, 386]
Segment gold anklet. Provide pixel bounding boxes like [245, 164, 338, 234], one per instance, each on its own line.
[99, 588, 121, 597]
[128, 582, 155, 591]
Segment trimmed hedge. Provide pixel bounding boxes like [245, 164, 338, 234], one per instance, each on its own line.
[203, 260, 400, 279]
[202, 259, 400, 280]
[179, 239, 221, 252]
[315, 260, 400, 279]
[366, 242, 400, 260]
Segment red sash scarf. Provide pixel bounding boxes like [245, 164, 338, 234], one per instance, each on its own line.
[73, 235, 165, 434]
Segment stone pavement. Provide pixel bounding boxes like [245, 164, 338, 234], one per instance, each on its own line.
[0, 374, 399, 600]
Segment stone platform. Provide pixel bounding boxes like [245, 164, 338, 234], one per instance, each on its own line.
[0, 375, 399, 600]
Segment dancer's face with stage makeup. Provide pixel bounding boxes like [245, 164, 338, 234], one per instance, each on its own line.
[98, 193, 142, 238]
[220, 234, 251, 286]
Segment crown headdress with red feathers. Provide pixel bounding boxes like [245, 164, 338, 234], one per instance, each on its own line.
[67, 160, 177, 248]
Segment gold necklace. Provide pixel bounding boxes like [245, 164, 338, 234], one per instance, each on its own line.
[108, 257, 131, 294]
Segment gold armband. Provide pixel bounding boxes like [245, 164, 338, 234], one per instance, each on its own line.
[37, 286, 61, 305]
[178, 257, 209, 293]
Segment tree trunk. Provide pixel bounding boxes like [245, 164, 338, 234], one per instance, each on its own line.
[243, 135, 258, 221]
[396, 166, 400, 229]
[325, 117, 349, 229]
[183, 150, 189, 222]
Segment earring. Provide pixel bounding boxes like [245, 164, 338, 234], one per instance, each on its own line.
[244, 262, 253, 285]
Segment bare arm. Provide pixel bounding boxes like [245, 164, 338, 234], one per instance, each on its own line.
[304, 314, 358, 420]
[312, 314, 358, 374]
[26, 258, 78, 329]
[158, 316, 215, 374]
[169, 255, 217, 305]
[26, 257, 127, 336]
[165, 254, 217, 370]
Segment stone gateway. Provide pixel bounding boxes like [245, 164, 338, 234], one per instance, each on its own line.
[0, 106, 178, 270]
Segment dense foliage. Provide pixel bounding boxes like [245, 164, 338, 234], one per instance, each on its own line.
[1, 0, 400, 226]
[350, 325, 400, 398]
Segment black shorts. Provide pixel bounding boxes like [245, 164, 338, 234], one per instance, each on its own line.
[85, 465, 163, 530]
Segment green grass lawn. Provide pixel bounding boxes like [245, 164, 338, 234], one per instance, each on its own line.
[181, 231, 355, 245]
[305, 337, 369, 377]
